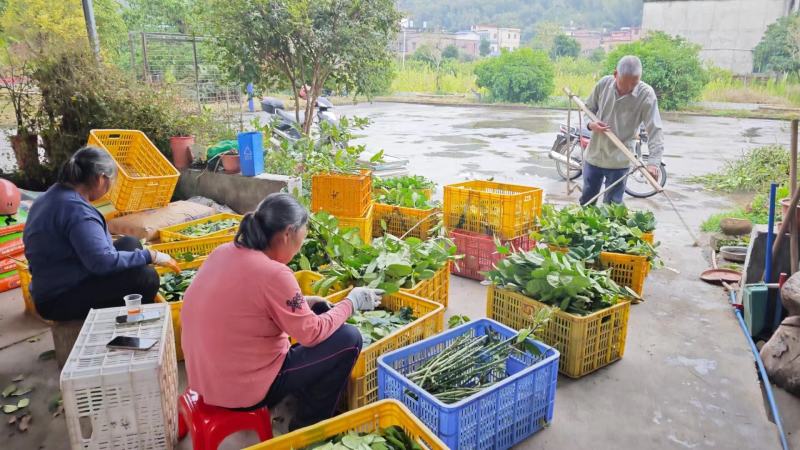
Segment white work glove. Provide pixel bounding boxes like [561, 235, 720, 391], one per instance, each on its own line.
[346, 287, 384, 311]
[150, 250, 181, 274]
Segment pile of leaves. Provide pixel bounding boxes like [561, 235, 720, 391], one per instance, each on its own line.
[486, 247, 631, 315]
[158, 270, 198, 302]
[313, 234, 458, 295]
[177, 218, 240, 237]
[347, 307, 416, 348]
[689, 145, 792, 193]
[595, 203, 656, 233]
[2, 375, 32, 429]
[373, 175, 435, 195]
[406, 309, 552, 404]
[535, 204, 659, 266]
[305, 426, 423, 450]
[289, 212, 364, 272]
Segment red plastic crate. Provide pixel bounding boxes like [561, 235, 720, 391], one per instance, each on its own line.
[450, 229, 535, 281]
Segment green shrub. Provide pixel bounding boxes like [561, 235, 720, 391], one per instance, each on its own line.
[689, 145, 792, 193]
[474, 48, 554, 103]
[604, 31, 708, 110]
[753, 13, 800, 75]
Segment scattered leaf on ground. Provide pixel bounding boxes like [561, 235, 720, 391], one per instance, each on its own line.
[52, 405, 64, 418]
[17, 414, 31, 432]
[3, 405, 18, 414]
[27, 337, 39, 343]
[1, 385, 15, 398]
[16, 398, 29, 409]
[7, 415, 16, 426]
[11, 387, 32, 397]
[38, 350, 55, 361]
[47, 395, 62, 413]
[11, 375, 24, 383]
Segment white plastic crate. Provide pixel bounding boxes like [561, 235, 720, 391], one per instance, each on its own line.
[60, 303, 178, 450]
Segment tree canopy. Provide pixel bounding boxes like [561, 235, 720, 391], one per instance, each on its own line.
[551, 34, 581, 59]
[753, 12, 800, 75]
[604, 32, 707, 110]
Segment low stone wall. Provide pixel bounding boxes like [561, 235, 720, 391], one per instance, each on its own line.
[174, 169, 302, 214]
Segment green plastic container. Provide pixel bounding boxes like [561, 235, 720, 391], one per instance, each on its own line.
[743, 282, 768, 337]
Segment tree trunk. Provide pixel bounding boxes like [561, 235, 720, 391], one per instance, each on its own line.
[10, 133, 40, 173]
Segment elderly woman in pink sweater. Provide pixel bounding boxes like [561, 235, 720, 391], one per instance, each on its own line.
[181, 193, 382, 430]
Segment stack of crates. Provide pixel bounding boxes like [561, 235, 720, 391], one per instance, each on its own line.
[61, 303, 178, 449]
[444, 181, 543, 281]
[0, 209, 27, 294]
[311, 170, 374, 244]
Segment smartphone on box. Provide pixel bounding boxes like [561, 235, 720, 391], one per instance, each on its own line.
[106, 336, 158, 351]
[116, 311, 161, 325]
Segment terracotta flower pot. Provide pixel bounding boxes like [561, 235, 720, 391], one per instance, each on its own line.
[169, 136, 195, 169]
[221, 154, 240, 174]
[780, 198, 800, 231]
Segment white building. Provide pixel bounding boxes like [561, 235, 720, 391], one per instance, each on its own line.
[642, 0, 800, 74]
[471, 25, 522, 54]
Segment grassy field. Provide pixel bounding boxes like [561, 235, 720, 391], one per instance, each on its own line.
[389, 59, 800, 110]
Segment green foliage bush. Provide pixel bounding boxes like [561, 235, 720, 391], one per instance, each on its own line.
[689, 144, 792, 193]
[604, 32, 707, 110]
[474, 48, 554, 103]
[754, 13, 800, 75]
[550, 34, 580, 59]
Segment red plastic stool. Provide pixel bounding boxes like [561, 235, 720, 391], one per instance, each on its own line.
[177, 389, 273, 450]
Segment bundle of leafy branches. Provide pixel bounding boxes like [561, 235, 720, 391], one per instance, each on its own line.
[535, 204, 660, 266]
[690, 145, 792, 193]
[159, 270, 198, 302]
[486, 247, 631, 315]
[406, 308, 552, 404]
[305, 426, 422, 450]
[374, 188, 439, 210]
[593, 204, 656, 233]
[373, 175, 435, 195]
[313, 234, 459, 295]
[289, 212, 364, 272]
[347, 307, 416, 348]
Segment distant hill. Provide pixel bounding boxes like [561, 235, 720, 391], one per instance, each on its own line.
[396, 0, 643, 42]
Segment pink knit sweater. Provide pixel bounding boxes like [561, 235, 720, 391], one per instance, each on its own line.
[181, 243, 353, 408]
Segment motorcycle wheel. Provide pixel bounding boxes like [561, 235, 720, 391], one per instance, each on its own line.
[624, 159, 667, 198]
[554, 139, 583, 181]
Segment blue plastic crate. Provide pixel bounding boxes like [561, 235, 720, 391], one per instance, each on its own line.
[378, 318, 559, 450]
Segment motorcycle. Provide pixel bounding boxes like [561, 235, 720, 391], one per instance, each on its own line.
[548, 123, 667, 198]
[260, 91, 338, 143]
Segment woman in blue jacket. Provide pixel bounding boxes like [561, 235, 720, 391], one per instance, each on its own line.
[23, 146, 180, 321]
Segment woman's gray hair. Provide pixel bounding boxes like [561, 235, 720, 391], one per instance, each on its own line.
[234, 193, 309, 251]
[616, 55, 643, 77]
[57, 146, 117, 187]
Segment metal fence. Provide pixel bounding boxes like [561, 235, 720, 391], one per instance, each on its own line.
[127, 32, 243, 126]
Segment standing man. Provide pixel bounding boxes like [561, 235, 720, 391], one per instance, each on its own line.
[580, 55, 665, 205]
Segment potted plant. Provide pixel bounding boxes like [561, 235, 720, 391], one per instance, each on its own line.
[169, 116, 195, 169]
[0, 53, 40, 173]
[221, 150, 240, 174]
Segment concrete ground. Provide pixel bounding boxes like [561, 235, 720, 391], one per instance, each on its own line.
[1, 102, 799, 449]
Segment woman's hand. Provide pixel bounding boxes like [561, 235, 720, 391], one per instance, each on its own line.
[346, 287, 383, 311]
[150, 250, 181, 274]
[305, 296, 331, 308]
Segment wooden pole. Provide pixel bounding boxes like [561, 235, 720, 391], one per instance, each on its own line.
[790, 119, 798, 274]
[563, 87, 700, 246]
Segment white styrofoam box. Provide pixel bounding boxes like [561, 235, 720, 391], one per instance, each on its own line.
[60, 303, 178, 450]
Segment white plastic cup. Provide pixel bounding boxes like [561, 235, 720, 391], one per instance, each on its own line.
[124, 294, 143, 316]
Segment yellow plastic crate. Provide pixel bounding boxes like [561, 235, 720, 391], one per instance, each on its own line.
[149, 234, 234, 263]
[335, 203, 374, 245]
[155, 259, 204, 361]
[599, 251, 649, 297]
[88, 129, 180, 212]
[443, 180, 543, 239]
[246, 399, 447, 450]
[372, 203, 440, 240]
[487, 285, 630, 378]
[15, 261, 51, 324]
[330, 290, 444, 410]
[158, 213, 243, 243]
[400, 262, 450, 308]
[312, 170, 372, 217]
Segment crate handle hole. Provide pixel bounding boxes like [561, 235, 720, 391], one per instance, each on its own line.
[107, 134, 122, 139]
[601, 315, 611, 324]
[79, 416, 93, 440]
[403, 388, 419, 402]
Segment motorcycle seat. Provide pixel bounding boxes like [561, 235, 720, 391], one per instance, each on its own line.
[276, 108, 305, 124]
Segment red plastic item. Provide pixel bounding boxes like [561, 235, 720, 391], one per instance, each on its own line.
[0, 179, 20, 216]
[450, 229, 535, 281]
[177, 389, 273, 450]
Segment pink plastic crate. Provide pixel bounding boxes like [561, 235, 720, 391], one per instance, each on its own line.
[450, 229, 535, 281]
